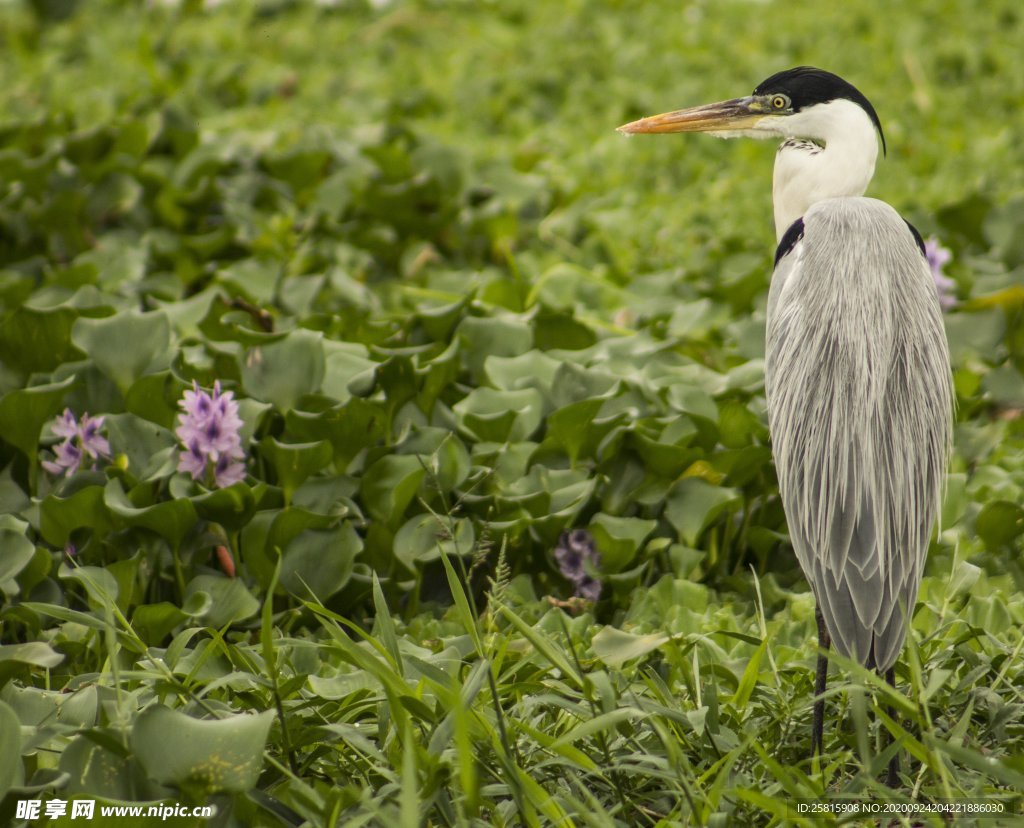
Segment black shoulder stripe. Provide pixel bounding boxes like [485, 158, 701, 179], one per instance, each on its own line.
[904, 219, 926, 257]
[774, 217, 805, 267]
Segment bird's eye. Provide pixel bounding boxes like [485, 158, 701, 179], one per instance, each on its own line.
[772, 95, 789, 110]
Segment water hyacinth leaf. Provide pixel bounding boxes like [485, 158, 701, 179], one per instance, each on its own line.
[242, 328, 325, 411]
[474, 440, 536, 486]
[58, 735, 157, 804]
[631, 438, 702, 481]
[182, 575, 259, 628]
[130, 706, 273, 794]
[548, 361, 619, 409]
[286, 397, 387, 468]
[180, 589, 214, 618]
[39, 483, 115, 547]
[0, 642, 64, 671]
[373, 354, 419, 418]
[532, 308, 598, 351]
[3, 683, 70, 732]
[664, 478, 742, 546]
[711, 446, 773, 487]
[106, 554, 142, 613]
[55, 690, 104, 734]
[264, 507, 337, 558]
[667, 384, 719, 422]
[397, 427, 471, 491]
[132, 602, 193, 645]
[124, 372, 189, 430]
[943, 309, 1005, 364]
[587, 513, 658, 573]
[0, 465, 29, 516]
[198, 294, 284, 346]
[453, 387, 544, 443]
[71, 310, 171, 392]
[321, 343, 377, 403]
[544, 398, 608, 465]
[724, 359, 766, 393]
[492, 467, 594, 531]
[280, 521, 361, 601]
[591, 627, 671, 669]
[360, 454, 426, 526]
[12, 544, 52, 605]
[0, 699, 20, 798]
[528, 262, 596, 309]
[102, 412, 178, 480]
[394, 514, 475, 570]
[981, 364, 1024, 407]
[154, 287, 218, 340]
[599, 456, 651, 515]
[346, 365, 377, 399]
[966, 594, 1013, 635]
[667, 298, 717, 339]
[717, 400, 764, 448]
[0, 643, 64, 687]
[545, 470, 597, 517]
[642, 577, 711, 624]
[0, 374, 77, 461]
[415, 292, 474, 342]
[292, 476, 361, 518]
[191, 482, 256, 532]
[947, 560, 982, 600]
[415, 339, 460, 416]
[60, 562, 119, 607]
[259, 437, 332, 504]
[457, 314, 533, 379]
[216, 258, 279, 305]
[239, 511, 276, 590]
[74, 231, 147, 290]
[280, 273, 327, 316]
[236, 398, 272, 448]
[484, 349, 561, 392]
[0, 515, 35, 586]
[975, 500, 1024, 551]
[103, 479, 197, 552]
[0, 305, 81, 376]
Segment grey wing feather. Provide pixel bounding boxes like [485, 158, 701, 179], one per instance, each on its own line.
[765, 197, 953, 671]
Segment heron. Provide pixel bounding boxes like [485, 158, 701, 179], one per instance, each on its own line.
[618, 67, 953, 785]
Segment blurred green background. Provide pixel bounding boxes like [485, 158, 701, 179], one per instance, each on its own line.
[4, 0, 1023, 271]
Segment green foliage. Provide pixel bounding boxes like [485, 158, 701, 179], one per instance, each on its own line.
[0, 0, 1022, 824]
[130, 706, 275, 796]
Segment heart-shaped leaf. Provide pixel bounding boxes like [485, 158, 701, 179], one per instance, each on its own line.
[259, 437, 332, 504]
[242, 328, 325, 410]
[131, 705, 273, 795]
[72, 310, 171, 392]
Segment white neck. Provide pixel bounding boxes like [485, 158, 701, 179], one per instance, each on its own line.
[766, 99, 880, 240]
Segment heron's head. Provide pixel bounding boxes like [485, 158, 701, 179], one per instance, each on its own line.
[618, 66, 885, 155]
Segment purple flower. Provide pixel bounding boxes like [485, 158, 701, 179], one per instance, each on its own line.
[924, 237, 957, 311]
[175, 381, 246, 488]
[41, 410, 111, 477]
[554, 529, 602, 601]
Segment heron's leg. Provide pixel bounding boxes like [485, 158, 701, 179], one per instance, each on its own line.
[883, 666, 899, 787]
[812, 606, 831, 759]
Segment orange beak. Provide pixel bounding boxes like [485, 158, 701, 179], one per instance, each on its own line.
[618, 96, 768, 136]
